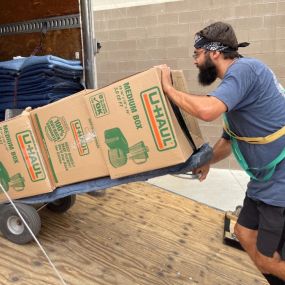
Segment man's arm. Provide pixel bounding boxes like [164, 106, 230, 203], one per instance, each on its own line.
[194, 138, 232, 181]
[159, 65, 227, 121]
[210, 137, 232, 164]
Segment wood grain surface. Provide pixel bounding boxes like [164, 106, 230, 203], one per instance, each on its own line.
[0, 182, 267, 285]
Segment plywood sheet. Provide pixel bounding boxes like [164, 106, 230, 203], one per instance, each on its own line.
[0, 182, 267, 285]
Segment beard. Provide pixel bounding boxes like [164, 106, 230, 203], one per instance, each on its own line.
[198, 55, 218, 86]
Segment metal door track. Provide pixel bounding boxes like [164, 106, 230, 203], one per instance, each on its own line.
[0, 14, 80, 35]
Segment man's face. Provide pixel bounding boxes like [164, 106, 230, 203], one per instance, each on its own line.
[193, 49, 218, 86]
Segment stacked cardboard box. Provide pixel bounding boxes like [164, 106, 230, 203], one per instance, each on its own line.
[0, 68, 204, 201]
[83, 68, 204, 178]
[30, 90, 109, 187]
[0, 113, 54, 201]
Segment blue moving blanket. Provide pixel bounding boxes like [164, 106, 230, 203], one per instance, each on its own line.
[18, 143, 212, 204]
[0, 55, 84, 121]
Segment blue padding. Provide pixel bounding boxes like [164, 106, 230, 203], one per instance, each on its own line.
[18, 143, 213, 204]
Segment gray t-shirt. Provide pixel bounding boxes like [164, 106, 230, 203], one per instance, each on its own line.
[209, 57, 285, 206]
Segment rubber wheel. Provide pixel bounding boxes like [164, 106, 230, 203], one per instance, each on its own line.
[0, 203, 41, 244]
[47, 195, 76, 213]
[234, 205, 243, 217]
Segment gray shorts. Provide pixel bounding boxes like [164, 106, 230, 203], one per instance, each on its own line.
[237, 196, 285, 257]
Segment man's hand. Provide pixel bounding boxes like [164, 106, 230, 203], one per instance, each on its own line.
[192, 163, 210, 182]
[155, 64, 173, 95]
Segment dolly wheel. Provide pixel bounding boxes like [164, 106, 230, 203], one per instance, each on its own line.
[0, 203, 41, 244]
[47, 195, 76, 213]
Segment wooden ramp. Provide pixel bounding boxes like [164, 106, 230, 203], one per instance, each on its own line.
[0, 182, 267, 285]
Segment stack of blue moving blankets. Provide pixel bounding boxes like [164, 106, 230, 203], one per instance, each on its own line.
[0, 55, 84, 121]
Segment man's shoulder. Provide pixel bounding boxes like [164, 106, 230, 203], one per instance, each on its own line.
[231, 57, 269, 76]
[236, 57, 265, 68]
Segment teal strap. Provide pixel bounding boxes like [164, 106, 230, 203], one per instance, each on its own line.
[224, 114, 285, 181]
[231, 137, 285, 181]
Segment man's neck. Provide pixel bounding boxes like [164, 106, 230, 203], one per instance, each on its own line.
[217, 58, 237, 79]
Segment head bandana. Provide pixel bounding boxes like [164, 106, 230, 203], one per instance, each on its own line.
[194, 34, 249, 52]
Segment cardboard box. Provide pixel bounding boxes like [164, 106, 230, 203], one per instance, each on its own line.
[0, 113, 54, 202]
[31, 90, 109, 187]
[83, 68, 195, 178]
[171, 70, 204, 149]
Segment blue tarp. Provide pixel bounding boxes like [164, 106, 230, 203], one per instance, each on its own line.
[18, 143, 213, 204]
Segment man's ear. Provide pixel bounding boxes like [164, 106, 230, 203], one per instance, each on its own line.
[211, 51, 221, 60]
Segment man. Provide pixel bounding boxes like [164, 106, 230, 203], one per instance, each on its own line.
[158, 22, 285, 284]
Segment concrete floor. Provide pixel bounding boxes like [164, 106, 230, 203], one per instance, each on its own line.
[148, 168, 249, 211]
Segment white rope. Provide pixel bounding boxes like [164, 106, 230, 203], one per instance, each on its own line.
[0, 183, 67, 285]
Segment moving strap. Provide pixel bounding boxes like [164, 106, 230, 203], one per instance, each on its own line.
[223, 114, 285, 181]
[223, 118, 285, 144]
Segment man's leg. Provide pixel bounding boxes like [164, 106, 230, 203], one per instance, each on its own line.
[235, 223, 285, 284]
[234, 223, 260, 268]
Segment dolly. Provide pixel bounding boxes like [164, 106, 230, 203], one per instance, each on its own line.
[0, 142, 212, 245]
[223, 205, 243, 250]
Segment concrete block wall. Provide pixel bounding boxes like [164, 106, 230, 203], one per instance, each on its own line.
[94, 0, 285, 170]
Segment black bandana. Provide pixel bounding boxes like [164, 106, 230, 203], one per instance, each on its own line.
[194, 34, 249, 52]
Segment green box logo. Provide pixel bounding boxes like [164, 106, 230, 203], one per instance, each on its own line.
[141, 87, 177, 151]
[16, 130, 46, 181]
[70, 120, 89, 156]
[89, 93, 109, 117]
[45, 116, 68, 142]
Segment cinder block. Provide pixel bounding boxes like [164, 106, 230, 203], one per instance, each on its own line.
[109, 18, 137, 30]
[108, 30, 127, 41]
[278, 2, 285, 14]
[137, 15, 157, 27]
[116, 40, 137, 51]
[235, 5, 252, 18]
[127, 4, 164, 17]
[256, 53, 278, 66]
[94, 20, 108, 32]
[239, 0, 263, 4]
[249, 28, 276, 41]
[117, 61, 137, 73]
[167, 47, 190, 59]
[165, 23, 190, 36]
[158, 14, 179, 25]
[157, 36, 179, 48]
[147, 48, 168, 60]
[177, 58, 194, 70]
[99, 61, 118, 73]
[261, 39, 277, 53]
[235, 17, 264, 30]
[276, 39, 285, 52]
[276, 52, 285, 67]
[146, 25, 167, 37]
[108, 50, 129, 61]
[276, 27, 285, 39]
[179, 11, 202, 23]
[137, 38, 158, 49]
[94, 31, 109, 41]
[264, 15, 285, 28]
[251, 3, 277, 16]
[94, 8, 127, 20]
[126, 28, 147, 39]
[135, 59, 162, 71]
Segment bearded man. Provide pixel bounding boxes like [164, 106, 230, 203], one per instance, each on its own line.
[158, 21, 285, 285]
